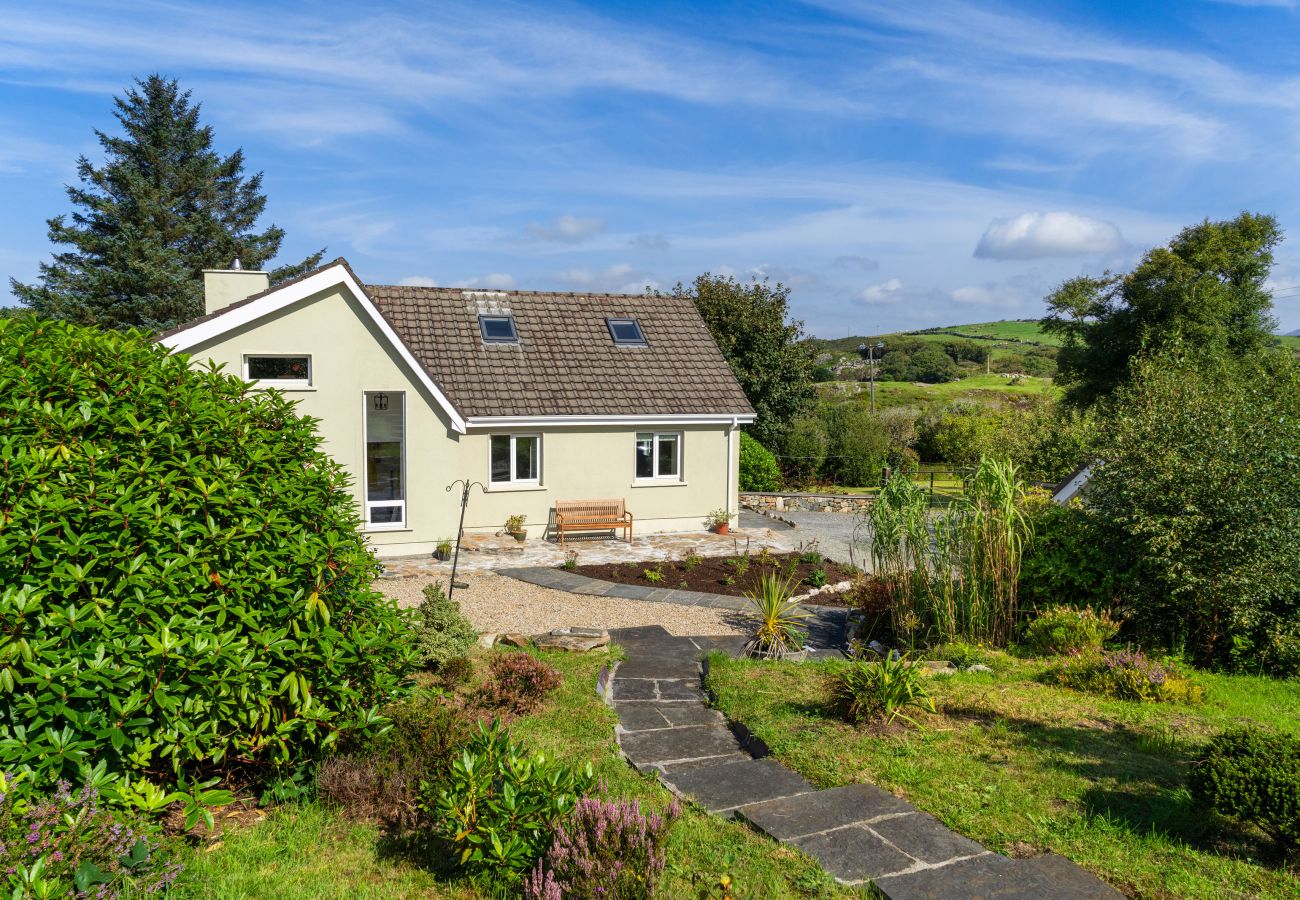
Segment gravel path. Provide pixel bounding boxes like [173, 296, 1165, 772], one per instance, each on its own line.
[776, 510, 872, 571]
[376, 570, 753, 637]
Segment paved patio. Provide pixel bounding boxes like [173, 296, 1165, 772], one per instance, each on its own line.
[378, 525, 795, 577]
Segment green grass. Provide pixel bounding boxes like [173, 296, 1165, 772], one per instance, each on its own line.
[706, 653, 1300, 900]
[921, 320, 1063, 347]
[819, 373, 1059, 412]
[168, 649, 863, 899]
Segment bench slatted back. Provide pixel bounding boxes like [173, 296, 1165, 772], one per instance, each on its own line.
[556, 499, 626, 521]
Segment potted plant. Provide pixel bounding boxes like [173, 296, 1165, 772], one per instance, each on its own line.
[505, 514, 527, 542]
[434, 539, 453, 561]
[707, 508, 731, 535]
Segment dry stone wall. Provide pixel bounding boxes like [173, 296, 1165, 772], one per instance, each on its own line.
[740, 492, 872, 515]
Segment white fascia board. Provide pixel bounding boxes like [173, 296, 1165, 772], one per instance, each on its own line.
[160, 264, 468, 434]
[464, 413, 756, 429]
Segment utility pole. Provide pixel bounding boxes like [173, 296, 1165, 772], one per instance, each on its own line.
[863, 340, 884, 414]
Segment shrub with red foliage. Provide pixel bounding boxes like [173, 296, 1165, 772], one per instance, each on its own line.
[479, 653, 562, 716]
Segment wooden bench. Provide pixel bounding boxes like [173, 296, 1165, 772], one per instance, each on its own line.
[554, 499, 633, 545]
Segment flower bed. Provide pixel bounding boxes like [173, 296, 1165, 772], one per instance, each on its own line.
[567, 551, 859, 604]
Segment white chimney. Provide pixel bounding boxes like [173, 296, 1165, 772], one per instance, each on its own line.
[202, 259, 269, 315]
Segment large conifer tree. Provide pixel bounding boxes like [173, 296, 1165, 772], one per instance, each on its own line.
[10, 75, 324, 330]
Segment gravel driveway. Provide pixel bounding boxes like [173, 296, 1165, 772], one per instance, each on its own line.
[376, 570, 753, 637]
[769, 510, 872, 571]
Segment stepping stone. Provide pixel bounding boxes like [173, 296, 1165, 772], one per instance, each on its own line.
[737, 784, 916, 840]
[619, 724, 743, 768]
[614, 657, 700, 680]
[613, 703, 724, 732]
[1016, 854, 1124, 899]
[658, 757, 816, 815]
[868, 812, 986, 865]
[873, 853, 1028, 900]
[610, 679, 703, 702]
[789, 824, 917, 884]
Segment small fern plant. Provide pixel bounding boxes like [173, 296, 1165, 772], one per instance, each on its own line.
[743, 571, 809, 660]
[834, 653, 936, 727]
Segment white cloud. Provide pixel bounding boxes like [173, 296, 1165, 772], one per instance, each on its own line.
[631, 233, 671, 250]
[398, 276, 438, 287]
[951, 286, 993, 304]
[862, 277, 904, 302]
[974, 211, 1125, 259]
[455, 273, 517, 289]
[526, 215, 607, 243]
[555, 262, 649, 292]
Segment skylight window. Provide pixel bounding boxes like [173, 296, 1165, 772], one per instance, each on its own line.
[479, 314, 518, 344]
[607, 318, 647, 346]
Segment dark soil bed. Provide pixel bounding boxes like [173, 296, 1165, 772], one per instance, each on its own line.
[567, 551, 861, 605]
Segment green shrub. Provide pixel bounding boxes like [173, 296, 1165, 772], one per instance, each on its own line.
[1088, 351, 1300, 674]
[1190, 728, 1300, 850]
[1023, 605, 1120, 656]
[738, 433, 782, 491]
[478, 653, 562, 717]
[427, 721, 594, 877]
[411, 583, 479, 671]
[682, 553, 704, 572]
[804, 568, 827, 588]
[0, 318, 416, 792]
[799, 549, 822, 565]
[1018, 500, 1127, 615]
[318, 692, 475, 829]
[818, 403, 888, 486]
[833, 654, 935, 727]
[1043, 649, 1204, 703]
[928, 641, 989, 671]
[562, 550, 579, 571]
[780, 417, 828, 484]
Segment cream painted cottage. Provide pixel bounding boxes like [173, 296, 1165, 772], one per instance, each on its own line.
[160, 259, 754, 557]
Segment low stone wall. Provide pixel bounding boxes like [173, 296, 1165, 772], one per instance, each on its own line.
[741, 492, 871, 515]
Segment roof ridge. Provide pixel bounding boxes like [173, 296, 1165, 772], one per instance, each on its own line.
[365, 283, 668, 301]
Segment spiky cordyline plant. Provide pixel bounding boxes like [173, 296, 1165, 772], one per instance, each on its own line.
[743, 571, 810, 660]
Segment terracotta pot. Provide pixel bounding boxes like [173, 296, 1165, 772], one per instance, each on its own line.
[715, 522, 730, 535]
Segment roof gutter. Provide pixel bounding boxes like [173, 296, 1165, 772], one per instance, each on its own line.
[463, 413, 756, 429]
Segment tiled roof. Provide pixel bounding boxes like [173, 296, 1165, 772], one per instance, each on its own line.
[366, 284, 754, 419]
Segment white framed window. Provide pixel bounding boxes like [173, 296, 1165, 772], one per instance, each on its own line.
[244, 354, 311, 387]
[489, 433, 541, 486]
[364, 392, 405, 528]
[635, 432, 681, 480]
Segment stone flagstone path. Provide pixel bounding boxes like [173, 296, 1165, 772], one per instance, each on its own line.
[602, 625, 1123, 900]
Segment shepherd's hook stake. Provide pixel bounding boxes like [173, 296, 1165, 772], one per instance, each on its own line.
[444, 478, 486, 601]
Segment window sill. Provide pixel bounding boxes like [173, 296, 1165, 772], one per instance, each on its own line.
[251, 384, 317, 392]
[486, 483, 547, 493]
[364, 526, 411, 534]
[631, 479, 688, 488]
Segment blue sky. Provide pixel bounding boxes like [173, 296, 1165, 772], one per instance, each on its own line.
[4, 0, 1300, 336]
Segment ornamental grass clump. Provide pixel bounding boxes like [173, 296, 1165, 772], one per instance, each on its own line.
[832, 653, 936, 727]
[1043, 649, 1204, 704]
[864, 457, 1031, 648]
[0, 318, 418, 795]
[523, 796, 682, 899]
[743, 572, 809, 660]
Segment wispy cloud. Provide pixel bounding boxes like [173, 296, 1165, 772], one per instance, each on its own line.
[526, 215, 607, 244]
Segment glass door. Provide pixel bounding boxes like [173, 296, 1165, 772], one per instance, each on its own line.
[364, 391, 405, 527]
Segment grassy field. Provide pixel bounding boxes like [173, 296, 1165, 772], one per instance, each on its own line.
[707, 653, 1300, 900]
[818, 373, 1059, 412]
[169, 649, 862, 899]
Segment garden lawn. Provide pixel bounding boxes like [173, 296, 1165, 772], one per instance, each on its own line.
[706, 653, 1300, 900]
[817, 373, 1058, 413]
[169, 649, 864, 899]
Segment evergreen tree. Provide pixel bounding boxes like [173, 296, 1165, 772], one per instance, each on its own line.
[10, 75, 324, 330]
